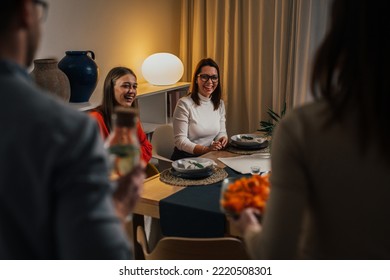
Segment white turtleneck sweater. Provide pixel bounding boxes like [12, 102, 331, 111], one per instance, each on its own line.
[172, 93, 227, 154]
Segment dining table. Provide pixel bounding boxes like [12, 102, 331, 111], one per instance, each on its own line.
[131, 145, 270, 259]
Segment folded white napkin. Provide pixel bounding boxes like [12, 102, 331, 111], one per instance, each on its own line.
[218, 154, 271, 174]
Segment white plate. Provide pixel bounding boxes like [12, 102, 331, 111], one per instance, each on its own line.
[172, 157, 216, 174]
[231, 134, 267, 147]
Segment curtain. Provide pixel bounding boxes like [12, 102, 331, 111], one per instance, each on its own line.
[180, 0, 331, 136]
[289, 0, 331, 106]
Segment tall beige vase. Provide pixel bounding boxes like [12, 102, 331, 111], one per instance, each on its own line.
[30, 58, 71, 102]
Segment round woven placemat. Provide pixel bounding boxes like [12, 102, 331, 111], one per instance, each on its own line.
[226, 144, 271, 155]
[160, 167, 228, 186]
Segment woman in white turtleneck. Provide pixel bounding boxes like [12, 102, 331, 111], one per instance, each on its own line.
[171, 58, 228, 161]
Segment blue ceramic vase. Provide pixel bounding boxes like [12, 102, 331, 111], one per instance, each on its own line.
[58, 50, 99, 103]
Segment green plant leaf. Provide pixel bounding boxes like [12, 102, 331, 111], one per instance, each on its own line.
[259, 129, 272, 133]
[259, 124, 274, 130]
[260, 120, 273, 125]
[267, 106, 281, 119]
[267, 111, 280, 122]
[258, 120, 274, 133]
[259, 102, 287, 137]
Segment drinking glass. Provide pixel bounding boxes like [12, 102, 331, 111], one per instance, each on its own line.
[250, 165, 261, 175]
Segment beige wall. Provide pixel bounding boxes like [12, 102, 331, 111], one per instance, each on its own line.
[36, 0, 182, 105]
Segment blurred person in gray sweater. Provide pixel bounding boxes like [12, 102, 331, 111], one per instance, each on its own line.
[0, 0, 144, 259]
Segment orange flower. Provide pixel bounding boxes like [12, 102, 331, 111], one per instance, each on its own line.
[221, 174, 271, 215]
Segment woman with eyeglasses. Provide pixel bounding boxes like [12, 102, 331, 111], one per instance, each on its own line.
[171, 58, 228, 160]
[89, 67, 152, 163]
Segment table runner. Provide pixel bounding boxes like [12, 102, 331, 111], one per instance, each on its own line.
[159, 167, 243, 237]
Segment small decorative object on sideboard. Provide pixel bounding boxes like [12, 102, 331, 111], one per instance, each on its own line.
[30, 58, 70, 102]
[58, 50, 99, 103]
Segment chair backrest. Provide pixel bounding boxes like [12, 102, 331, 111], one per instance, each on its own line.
[151, 124, 174, 159]
[136, 226, 250, 260]
[145, 162, 159, 178]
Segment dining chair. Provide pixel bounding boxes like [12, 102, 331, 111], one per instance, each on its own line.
[136, 226, 250, 260]
[151, 124, 175, 171]
[145, 162, 159, 178]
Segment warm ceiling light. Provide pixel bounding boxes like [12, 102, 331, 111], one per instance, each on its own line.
[141, 53, 184, 85]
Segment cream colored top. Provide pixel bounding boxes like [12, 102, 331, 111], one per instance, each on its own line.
[246, 99, 390, 259]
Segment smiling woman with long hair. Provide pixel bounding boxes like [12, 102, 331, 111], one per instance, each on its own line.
[89, 67, 152, 163]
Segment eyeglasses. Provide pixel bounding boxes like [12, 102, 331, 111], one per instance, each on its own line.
[119, 83, 138, 91]
[33, 0, 49, 22]
[198, 74, 219, 83]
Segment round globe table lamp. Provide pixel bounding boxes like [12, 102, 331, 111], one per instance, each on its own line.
[142, 53, 184, 86]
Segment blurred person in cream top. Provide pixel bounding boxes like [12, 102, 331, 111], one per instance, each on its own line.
[234, 0, 390, 259]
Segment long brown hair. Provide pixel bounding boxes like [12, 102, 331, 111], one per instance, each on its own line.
[94, 67, 137, 131]
[311, 0, 390, 157]
[190, 58, 222, 110]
